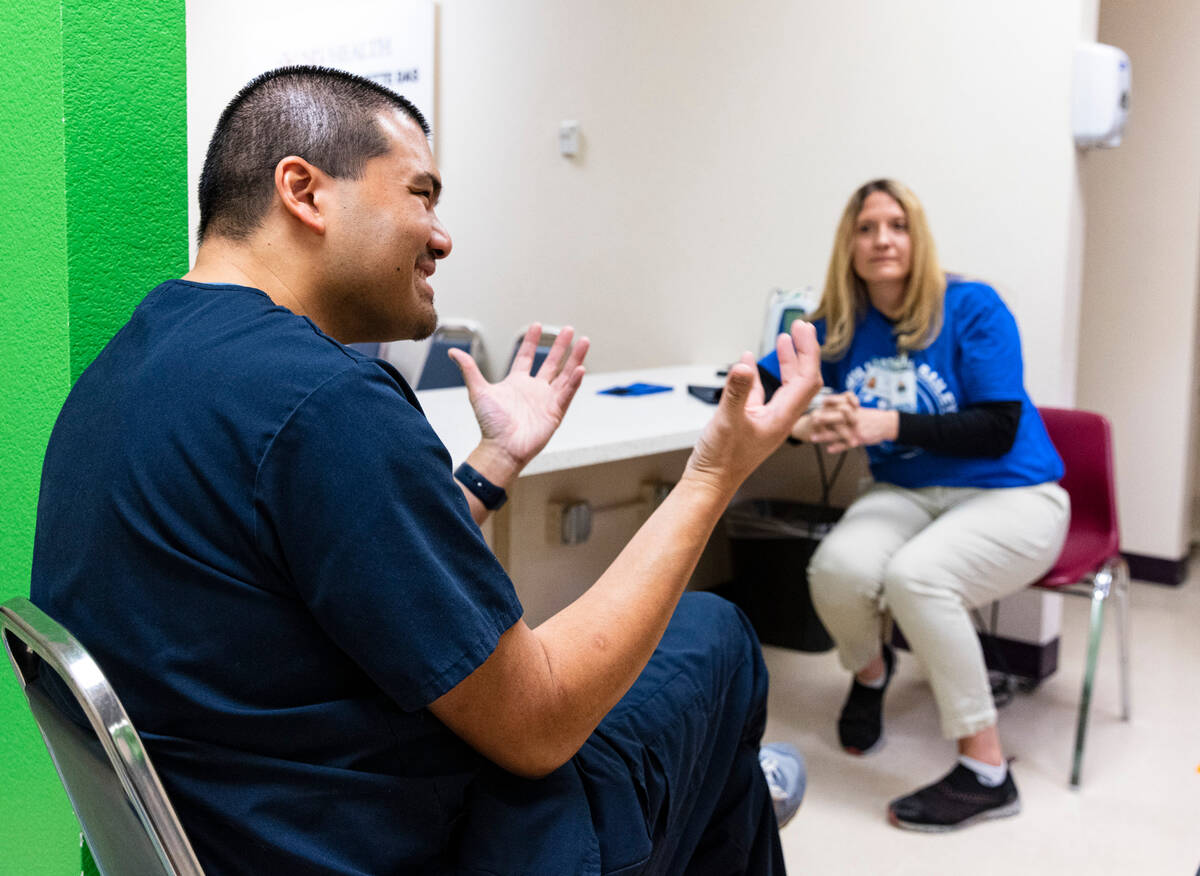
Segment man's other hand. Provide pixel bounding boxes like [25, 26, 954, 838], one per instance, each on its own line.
[449, 323, 589, 475]
[684, 322, 822, 497]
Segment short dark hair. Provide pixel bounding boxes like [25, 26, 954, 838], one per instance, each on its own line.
[197, 65, 430, 243]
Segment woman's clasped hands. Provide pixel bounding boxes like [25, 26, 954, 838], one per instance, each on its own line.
[793, 391, 900, 453]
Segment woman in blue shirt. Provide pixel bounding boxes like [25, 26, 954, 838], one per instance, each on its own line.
[787, 179, 1069, 831]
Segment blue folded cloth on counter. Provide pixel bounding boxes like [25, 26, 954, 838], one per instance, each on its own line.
[597, 382, 674, 397]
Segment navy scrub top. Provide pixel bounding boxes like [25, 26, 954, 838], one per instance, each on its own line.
[32, 280, 523, 874]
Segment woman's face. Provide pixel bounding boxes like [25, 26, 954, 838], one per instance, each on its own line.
[851, 191, 912, 298]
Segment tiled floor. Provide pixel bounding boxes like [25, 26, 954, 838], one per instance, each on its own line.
[764, 565, 1200, 875]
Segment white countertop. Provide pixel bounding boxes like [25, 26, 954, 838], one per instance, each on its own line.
[416, 364, 728, 476]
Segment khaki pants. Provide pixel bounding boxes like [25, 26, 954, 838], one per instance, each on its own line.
[808, 480, 1070, 740]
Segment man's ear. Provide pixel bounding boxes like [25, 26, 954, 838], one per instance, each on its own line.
[274, 156, 329, 234]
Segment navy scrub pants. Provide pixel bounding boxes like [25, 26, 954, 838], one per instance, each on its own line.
[457, 591, 786, 875]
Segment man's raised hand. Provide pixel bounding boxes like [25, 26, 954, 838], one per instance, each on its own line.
[449, 323, 589, 477]
[684, 322, 822, 496]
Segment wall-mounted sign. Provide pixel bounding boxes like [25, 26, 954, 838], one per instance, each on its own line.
[269, 0, 435, 125]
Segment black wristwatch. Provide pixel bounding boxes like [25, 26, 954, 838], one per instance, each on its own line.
[454, 462, 508, 510]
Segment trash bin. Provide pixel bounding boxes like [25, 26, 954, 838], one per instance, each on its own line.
[720, 500, 843, 653]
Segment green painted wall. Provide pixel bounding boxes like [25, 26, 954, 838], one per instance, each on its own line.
[0, 1, 73, 868]
[0, 1, 188, 872]
[62, 2, 190, 379]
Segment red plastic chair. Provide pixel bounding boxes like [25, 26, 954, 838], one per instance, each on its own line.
[1034, 407, 1132, 788]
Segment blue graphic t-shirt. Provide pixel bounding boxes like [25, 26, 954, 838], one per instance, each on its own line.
[762, 279, 1063, 489]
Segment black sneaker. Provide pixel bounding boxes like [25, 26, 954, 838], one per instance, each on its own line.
[888, 764, 1021, 832]
[837, 644, 895, 755]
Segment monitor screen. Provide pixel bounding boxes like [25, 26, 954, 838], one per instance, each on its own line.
[778, 307, 808, 334]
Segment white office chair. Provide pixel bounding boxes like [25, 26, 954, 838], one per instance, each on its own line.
[506, 324, 563, 377]
[2, 596, 205, 876]
[380, 318, 485, 390]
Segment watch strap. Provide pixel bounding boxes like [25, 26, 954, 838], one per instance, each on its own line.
[454, 462, 508, 510]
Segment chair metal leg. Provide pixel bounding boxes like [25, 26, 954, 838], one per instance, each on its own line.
[1113, 558, 1132, 721]
[1070, 565, 1112, 788]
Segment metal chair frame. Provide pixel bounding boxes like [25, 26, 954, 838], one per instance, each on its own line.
[2, 596, 204, 876]
[1034, 555, 1132, 788]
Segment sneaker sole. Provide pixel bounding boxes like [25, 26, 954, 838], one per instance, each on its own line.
[775, 801, 802, 829]
[842, 733, 885, 757]
[887, 798, 1021, 833]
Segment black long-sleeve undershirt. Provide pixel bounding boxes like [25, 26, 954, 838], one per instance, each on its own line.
[897, 401, 1021, 458]
[758, 365, 1021, 457]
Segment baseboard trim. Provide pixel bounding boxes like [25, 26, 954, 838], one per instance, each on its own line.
[892, 628, 1059, 682]
[1123, 551, 1188, 586]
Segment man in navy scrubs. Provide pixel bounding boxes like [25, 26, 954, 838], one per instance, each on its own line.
[32, 66, 817, 874]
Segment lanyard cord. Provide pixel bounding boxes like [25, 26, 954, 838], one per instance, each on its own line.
[811, 442, 848, 508]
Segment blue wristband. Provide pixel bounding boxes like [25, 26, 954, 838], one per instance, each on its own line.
[454, 462, 508, 510]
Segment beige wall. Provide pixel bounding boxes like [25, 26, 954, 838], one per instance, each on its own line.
[190, 0, 1092, 399]
[1078, 0, 1200, 560]
[433, 0, 1089, 404]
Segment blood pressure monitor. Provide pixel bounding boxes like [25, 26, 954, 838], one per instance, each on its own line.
[761, 286, 819, 356]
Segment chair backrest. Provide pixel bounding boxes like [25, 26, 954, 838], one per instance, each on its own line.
[1037, 407, 1121, 559]
[2, 597, 204, 876]
[506, 324, 562, 376]
[379, 319, 485, 391]
[345, 341, 381, 358]
[416, 322, 483, 390]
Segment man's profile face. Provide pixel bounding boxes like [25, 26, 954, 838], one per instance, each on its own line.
[322, 109, 452, 342]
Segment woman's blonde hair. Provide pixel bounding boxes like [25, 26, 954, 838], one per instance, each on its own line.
[813, 179, 946, 360]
